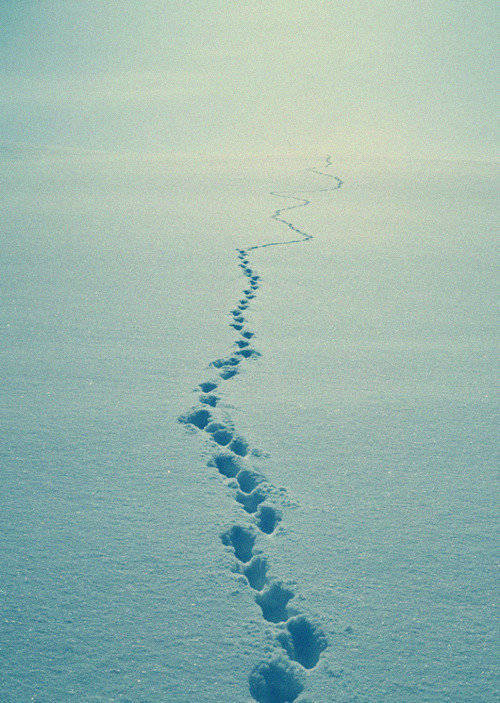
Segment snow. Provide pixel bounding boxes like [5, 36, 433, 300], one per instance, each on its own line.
[0, 153, 496, 702]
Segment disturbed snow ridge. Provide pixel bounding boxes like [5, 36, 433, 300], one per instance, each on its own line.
[178, 157, 343, 702]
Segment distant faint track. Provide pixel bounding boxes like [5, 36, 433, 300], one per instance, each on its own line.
[248, 156, 342, 251]
[178, 157, 343, 703]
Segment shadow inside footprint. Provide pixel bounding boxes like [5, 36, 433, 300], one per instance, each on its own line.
[211, 453, 245, 478]
[199, 394, 218, 407]
[236, 486, 268, 513]
[241, 331, 254, 339]
[255, 505, 282, 534]
[237, 348, 260, 359]
[255, 582, 294, 623]
[221, 525, 256, 563]
[249, 655, 304, 703]
[220, 367, 238, 379]
[199, 381, 217, 393]
[277, 616, 327, 669]
[212, 429, 233, 446]
[179, 408, 211, 429]
[243, 555, 269, 590]
[236, 469, 265, 493]
[229, 436, 249, 456]
[212, 357, 240, 368]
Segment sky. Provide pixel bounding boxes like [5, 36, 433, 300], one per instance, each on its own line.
[0, 0, 497, 161]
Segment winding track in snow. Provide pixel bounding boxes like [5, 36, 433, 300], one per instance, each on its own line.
[179, 157, 343, 703]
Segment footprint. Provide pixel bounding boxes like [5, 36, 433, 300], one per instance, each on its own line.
[199, 394, 218, 407]
[242, 555, 269, 590]
[199, 381, 217, 393]
[255, 505, 282, 535]
[236, 486, 268, 513]
[276, 616, 327, 669]
[230, 323, 243, 331]
[179, 408, 211, 430]
[235, 340, 249, 348]
[221, 525, 256, 563]
[237, 348, 260, 359]
[211, 452, 245, 478]
[248, 655, 304, 703]
[205, 421, 226, 433]
[229, 436, 249, 457]
[234, 316, 245, 324]
[212, 429, 233, 446]
[255, 582, 294, 623]
[241, 331, 254, 339]
[236, 469, 265, 493]
[220, 367, 238, 379]
[212, 357, 240, 368]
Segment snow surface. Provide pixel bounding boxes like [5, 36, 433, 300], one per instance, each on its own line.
[0, 153, 497, 702]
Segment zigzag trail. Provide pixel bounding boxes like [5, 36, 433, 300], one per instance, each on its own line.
[179, 156, 343, 702]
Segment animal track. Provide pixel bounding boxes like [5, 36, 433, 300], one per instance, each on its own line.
[177, 158, 343, 701]
[242, 555, 269, 590]
[255, 505, 282, 534]
[199, 381, 217, 393]
[255, 582, 294, 623]
[229, 436, 249, 456]
[199, 394, 218, 407]
[179, 408, 211, 430]
[220, 367, 238, 379]
[277, 616, 328, 670]
[249, 656, 304, 703]
[211, 452, 245, 478]
[236, 347, 260, 359]
[221, 525, 256, 563]
[236, 486, 268, 513]
[236, 469, 265, 493]
[212, 429, 233, 446]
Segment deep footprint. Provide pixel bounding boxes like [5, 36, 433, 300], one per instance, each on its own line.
[255, 505, 282, 534]
[236, 348, 260, 359]
[229, 436, 249, 456]
[242, 555, 269, 590]
[220, 367, 238, 379]
[236, 486, 268, 514]
[199, 394, 218, 407]
[213, 429, 233, 446]
[179, 408, 211, 429]
[221, 525, 256, 563]
[236, 469, 265, 493]
[255, 582, 294, 623]
[276, 616, 327, 669]
[199, 381, 217, 393]
[249, 655, 304, 703]
[211, 452, 245, 478]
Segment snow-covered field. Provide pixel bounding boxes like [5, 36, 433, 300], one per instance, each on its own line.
[0, 153, 496, 702]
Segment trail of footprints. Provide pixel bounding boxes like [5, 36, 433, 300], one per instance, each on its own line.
[178, 158, 343, 703]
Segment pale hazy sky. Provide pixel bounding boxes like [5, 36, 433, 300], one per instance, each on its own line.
[0, 1, 496, 160]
